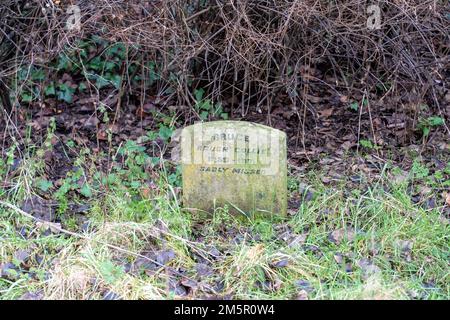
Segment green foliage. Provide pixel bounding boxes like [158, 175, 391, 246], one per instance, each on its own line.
[349, 98, 368, 111]
[79, 184, 93, 198]
[115, 140, 150, 190]
[5, 143, 17, 166]
[411, 160, 429, 180]
[55, 168, 85, 198]
[287, 176, 299, 192]
[36, 179, 53, 192]
[158, 124, 173, 142]
[99, 260, 125, 285]
[15, 37, 139, 105]
[56, 83, 76, 103]
[168, 165, 182, 187]
[407, 159, 450, 189]
[194, 88, 228, 120]
[44, 83, 56, 96]
[359, 139, 375, 149]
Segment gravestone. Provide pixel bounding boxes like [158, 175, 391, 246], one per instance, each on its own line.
[181, 121, 287, 216]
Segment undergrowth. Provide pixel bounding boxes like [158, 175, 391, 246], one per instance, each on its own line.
[0, 133, 448, 300]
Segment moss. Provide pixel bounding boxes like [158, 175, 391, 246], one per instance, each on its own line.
[181, 121, 287, 216]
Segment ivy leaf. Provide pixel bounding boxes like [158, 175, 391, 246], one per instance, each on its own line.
[95, 76, 110, 89]
[121, 140, 145, 154]
[147, 131, 158, 140]
[130, 181, 142, 189]
[105, 61, 117, 71]
[150, 157, 160, 166]
[200, 111, 209, 120]
[44, 83, 56, 96]
[158, 125, 173, 142]
[57, 83, 75, 103]
[31, 69, 46, 81]
[88, 57, 103, 71]
[57, 54, 71, 71]
[350, 102, 359, 111]
[359, 139, 374, 149]
[79, 184, 93, 198]
[37, 179, 53, 192]
[194, 88, 205, 102]
[428, 116, 444, 127]
[21, 92, 33, 103]
[78, 82, 87, 92]
[110, 74, 122, 89]
[99, 260, 124, 285]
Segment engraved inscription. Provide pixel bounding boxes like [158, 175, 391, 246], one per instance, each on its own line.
[181, 121, 287, 216]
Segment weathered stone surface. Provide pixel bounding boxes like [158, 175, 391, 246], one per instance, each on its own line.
[181, 121, 287, 216]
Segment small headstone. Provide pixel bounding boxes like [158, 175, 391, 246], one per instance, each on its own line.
[181, 121, 287, 216]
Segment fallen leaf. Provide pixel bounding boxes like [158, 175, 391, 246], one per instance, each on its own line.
[306, 94, 322, 104]
[328, 227, 356, 245]
[207, 246, 221, 259]
[103, 291, 122, 300]
[424, 197, 437, 210]
[396, 239, 413, 261]
[288, 234, 308, 247]
[169, 281, 188, 297]
[333, 253, 344, 264]
[341, 140, 355, 151]
[21, 196, 57, 222]
[295, 290, 309, 300]
[97, 130, 108, 141]
[19, 291, 43, 300]
[294, 280, 314, 293]
[444, 192, 450, 206]
[358, 258, 381, 278]
[392, 170, 409, 184]
[318, 108, 334, 118]
[0, 263, 20, 280]
[180, 278, 198, 289]
[195, 263, 213, 277]
[339, 95, 349, 103]
[36, 221, 62, 234]
[13, 249, 30, 265]
[156, 249, 176, 265]
[321, 176, 332, 184]
[270, 258, 289, 268]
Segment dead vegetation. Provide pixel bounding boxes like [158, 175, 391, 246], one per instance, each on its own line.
[1, 0, 449, 121]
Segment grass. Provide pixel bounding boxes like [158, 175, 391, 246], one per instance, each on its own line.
[0, 133, 449, 300]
